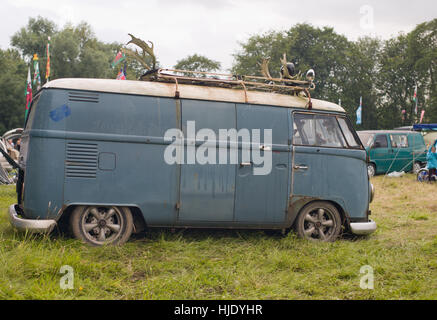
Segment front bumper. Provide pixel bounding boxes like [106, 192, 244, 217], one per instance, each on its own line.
[8, 204, 57, 233]
[350, 219, 377, 235]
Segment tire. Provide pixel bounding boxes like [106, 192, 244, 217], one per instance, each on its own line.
[295, 201, 342, 242]
[70, 206, 133, 246]
[417, 168, 429, 182]
[367, 163, 376, 177]
[412, 162, 422, 174]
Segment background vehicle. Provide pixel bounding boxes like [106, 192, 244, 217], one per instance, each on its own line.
[357, 130, 427, 177]
[0, 128, 23, 184]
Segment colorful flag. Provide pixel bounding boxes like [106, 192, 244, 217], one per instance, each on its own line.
[46, 36, 51, 82]
[413, 84, 418, 115]
[356, 96, 362, 125]
[420, 110, 425, 123]
[25, 67, 32, 121]
[116, 67, 126, 80]
[111, 51, 126, 68]
[32, 53, 41, 90]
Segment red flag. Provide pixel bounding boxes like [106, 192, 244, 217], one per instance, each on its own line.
[116, 67, 126, 80]
[46, 36, 51, 82]
[25, 67, 32, 120]
[111, 51, 125, 68]
[420, 110, 425, 123]
[414, 84, 418, 115]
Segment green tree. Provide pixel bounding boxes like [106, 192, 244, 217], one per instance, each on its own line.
[11, 15, 57, 59]
[11, 18, 125, 81]
[377, 34, 416, 129]
[232, 24, 352, 109]
[0, 49, 27, 133]
[50, 22, 118, 79]
[342, 37, 381, 129]
[174, 54, 221, 75]
[406, 19, 437, 123]
[11, 16, 57, 82]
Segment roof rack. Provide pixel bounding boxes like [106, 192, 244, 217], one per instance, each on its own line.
[140, 68, 315, 97]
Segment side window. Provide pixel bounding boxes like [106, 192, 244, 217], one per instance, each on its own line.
[374, 134, 388, 148]
[314, 115, 346, 148]
[390, 134, 409, 148]
[337, 117, 361, 148]
[293, 113, 346, 148]
[293, 113, 316, 145]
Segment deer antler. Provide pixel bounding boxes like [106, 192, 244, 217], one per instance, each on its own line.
[122, 48, 151, 70]
[126, 33, 156, 69]
[258, 58, 272, 79]
[280, 53, 292, 79]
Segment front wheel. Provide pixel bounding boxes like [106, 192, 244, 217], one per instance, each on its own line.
[70, 206, 133, 246]
[412, 162, 422, 174]
[295, 201, 342, 242]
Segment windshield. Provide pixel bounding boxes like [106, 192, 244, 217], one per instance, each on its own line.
[357, 132, 374, 147]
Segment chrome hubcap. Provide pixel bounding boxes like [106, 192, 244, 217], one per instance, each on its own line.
[303, 208, 335, 241]
[81, 206, 123, 243]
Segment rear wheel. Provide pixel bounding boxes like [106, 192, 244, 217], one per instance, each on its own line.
[295, 201, 342, 242]
[70, 206, 133, 246]
[417, 168, 429, 182]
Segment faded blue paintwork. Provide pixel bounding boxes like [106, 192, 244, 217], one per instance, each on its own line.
[18, 87, 370, 229]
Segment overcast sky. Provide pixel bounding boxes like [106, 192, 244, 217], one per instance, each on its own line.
[2, 0, 436, 71]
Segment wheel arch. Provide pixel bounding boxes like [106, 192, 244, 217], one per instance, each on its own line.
[288, 197, 349, 230]
[57, 203, 147, 234]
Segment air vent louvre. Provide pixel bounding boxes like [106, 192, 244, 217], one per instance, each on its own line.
[68, 91, 99, 103]
[65, 142, 98, 178]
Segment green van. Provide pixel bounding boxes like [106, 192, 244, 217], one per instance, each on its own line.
[357, 130, 427, 177]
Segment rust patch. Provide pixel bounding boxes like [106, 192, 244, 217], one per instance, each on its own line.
[286, 195, 320, 227]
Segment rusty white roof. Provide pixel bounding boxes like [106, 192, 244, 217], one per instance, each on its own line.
[43, 78, 345, 113]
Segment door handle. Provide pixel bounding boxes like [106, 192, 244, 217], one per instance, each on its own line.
[240, 162, 253, 167]
[259, 145, 271, 151]
[294, 165, 308, 170]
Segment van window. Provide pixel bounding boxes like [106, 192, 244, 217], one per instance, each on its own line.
[293, 113, 315, 145]
[337, 118, 361, 148]
[390, 134, 409, 148]
[374, 134, 388, 148]
[357, 132, 375, 147]
[293, 113, 346, 148]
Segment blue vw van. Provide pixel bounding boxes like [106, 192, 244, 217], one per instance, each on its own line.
[9, 77, 376, 245]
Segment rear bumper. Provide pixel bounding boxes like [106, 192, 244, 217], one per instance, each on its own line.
[350, 219, 377, 235]
[8, 204, 56, 233]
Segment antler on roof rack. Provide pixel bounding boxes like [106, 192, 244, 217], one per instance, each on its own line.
[140, 68, 315, 96]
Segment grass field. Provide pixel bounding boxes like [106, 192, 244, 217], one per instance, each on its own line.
[0, 174, 436, 300]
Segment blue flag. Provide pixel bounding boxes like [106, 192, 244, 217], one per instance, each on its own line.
[356, 97, 362, 125]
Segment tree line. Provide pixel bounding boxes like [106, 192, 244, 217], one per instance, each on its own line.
[0, 16, 435, 133]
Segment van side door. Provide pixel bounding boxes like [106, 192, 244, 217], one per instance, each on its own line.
[411, 133, 427, 163]
[389, 133, 411, 172]
[369, 134, 391, 174]
[177, 99, 236, 223]
[233, 104, 290, 225]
